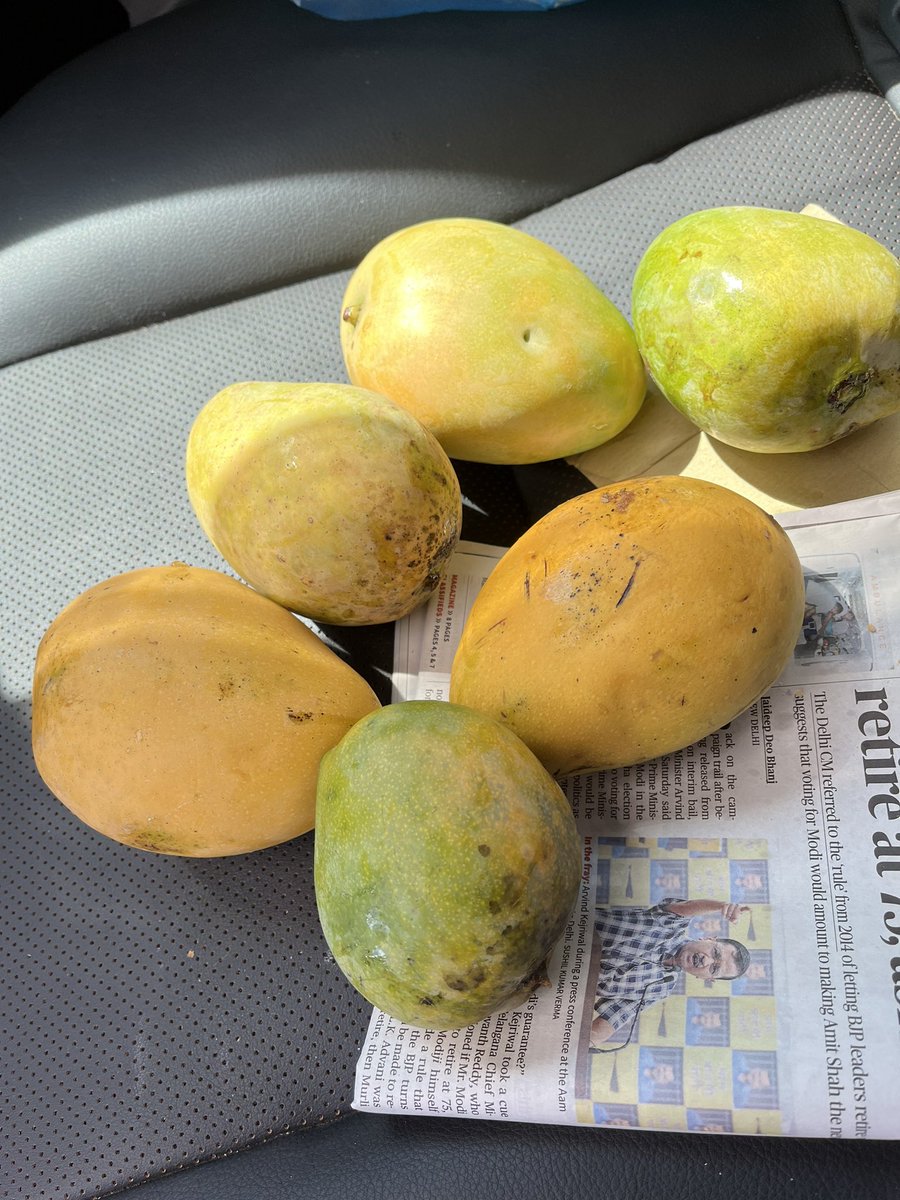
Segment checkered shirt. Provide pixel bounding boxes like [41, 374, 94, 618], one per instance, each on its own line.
[593, 898, 690, 1034]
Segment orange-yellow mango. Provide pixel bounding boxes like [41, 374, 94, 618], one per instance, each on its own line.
[32, 563, 380, 855]
[450, 476, 805, 774]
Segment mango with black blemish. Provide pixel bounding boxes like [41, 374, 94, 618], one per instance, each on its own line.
[449, 476, 805, 774]
[632, 206, 900, 452]
[186, 381, 462, 624]
[314, 701, 581, 1028]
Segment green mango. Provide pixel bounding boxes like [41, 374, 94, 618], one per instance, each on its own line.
[314, 701, 581, 1029]
[631, 206, 900, 452]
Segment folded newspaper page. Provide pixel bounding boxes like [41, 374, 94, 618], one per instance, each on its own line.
[353, 489, 900, 1138]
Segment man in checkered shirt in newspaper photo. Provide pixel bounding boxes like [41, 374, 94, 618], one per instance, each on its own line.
[591, 899, 752, 1048]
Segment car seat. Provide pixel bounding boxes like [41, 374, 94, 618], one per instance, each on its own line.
[2, 1, 899, 1196]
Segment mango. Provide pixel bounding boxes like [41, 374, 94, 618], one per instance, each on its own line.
[449, 476, 805, 775]
[340, 217, 646, 464]
[632, 206, 900, 452]
[186, 381, 462, 625]
[32, 563, 380, 855]
[314, 701, 581, 1029]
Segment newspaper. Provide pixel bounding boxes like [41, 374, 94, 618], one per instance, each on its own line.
[353, 489, 900, 1138]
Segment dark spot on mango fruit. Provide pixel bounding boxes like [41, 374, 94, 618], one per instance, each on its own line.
[501, 873, 518, 903]
[600, 488, 636, 513]
[827, 368, 873, 414]
[443, 967, 487, 993]
[616, 562, 640, 607]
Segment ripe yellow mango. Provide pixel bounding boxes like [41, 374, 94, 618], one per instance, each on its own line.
[32, 563, 380, 855]
[450, 477, 805, 774]
[340, 217, 646, 464]
[186, 381, 462, 625]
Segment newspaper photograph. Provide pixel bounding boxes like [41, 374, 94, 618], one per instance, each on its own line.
[353, 489, 900, 1139]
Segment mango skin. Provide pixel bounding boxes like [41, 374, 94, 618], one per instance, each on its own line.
[186, 381, 462, 625]
[314, 701, 581, 1029]
[32, 563, 380, 856]
[340, 217, 646, 464]
[632, 206, 900, 453]
[449, 477, 805, 775]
